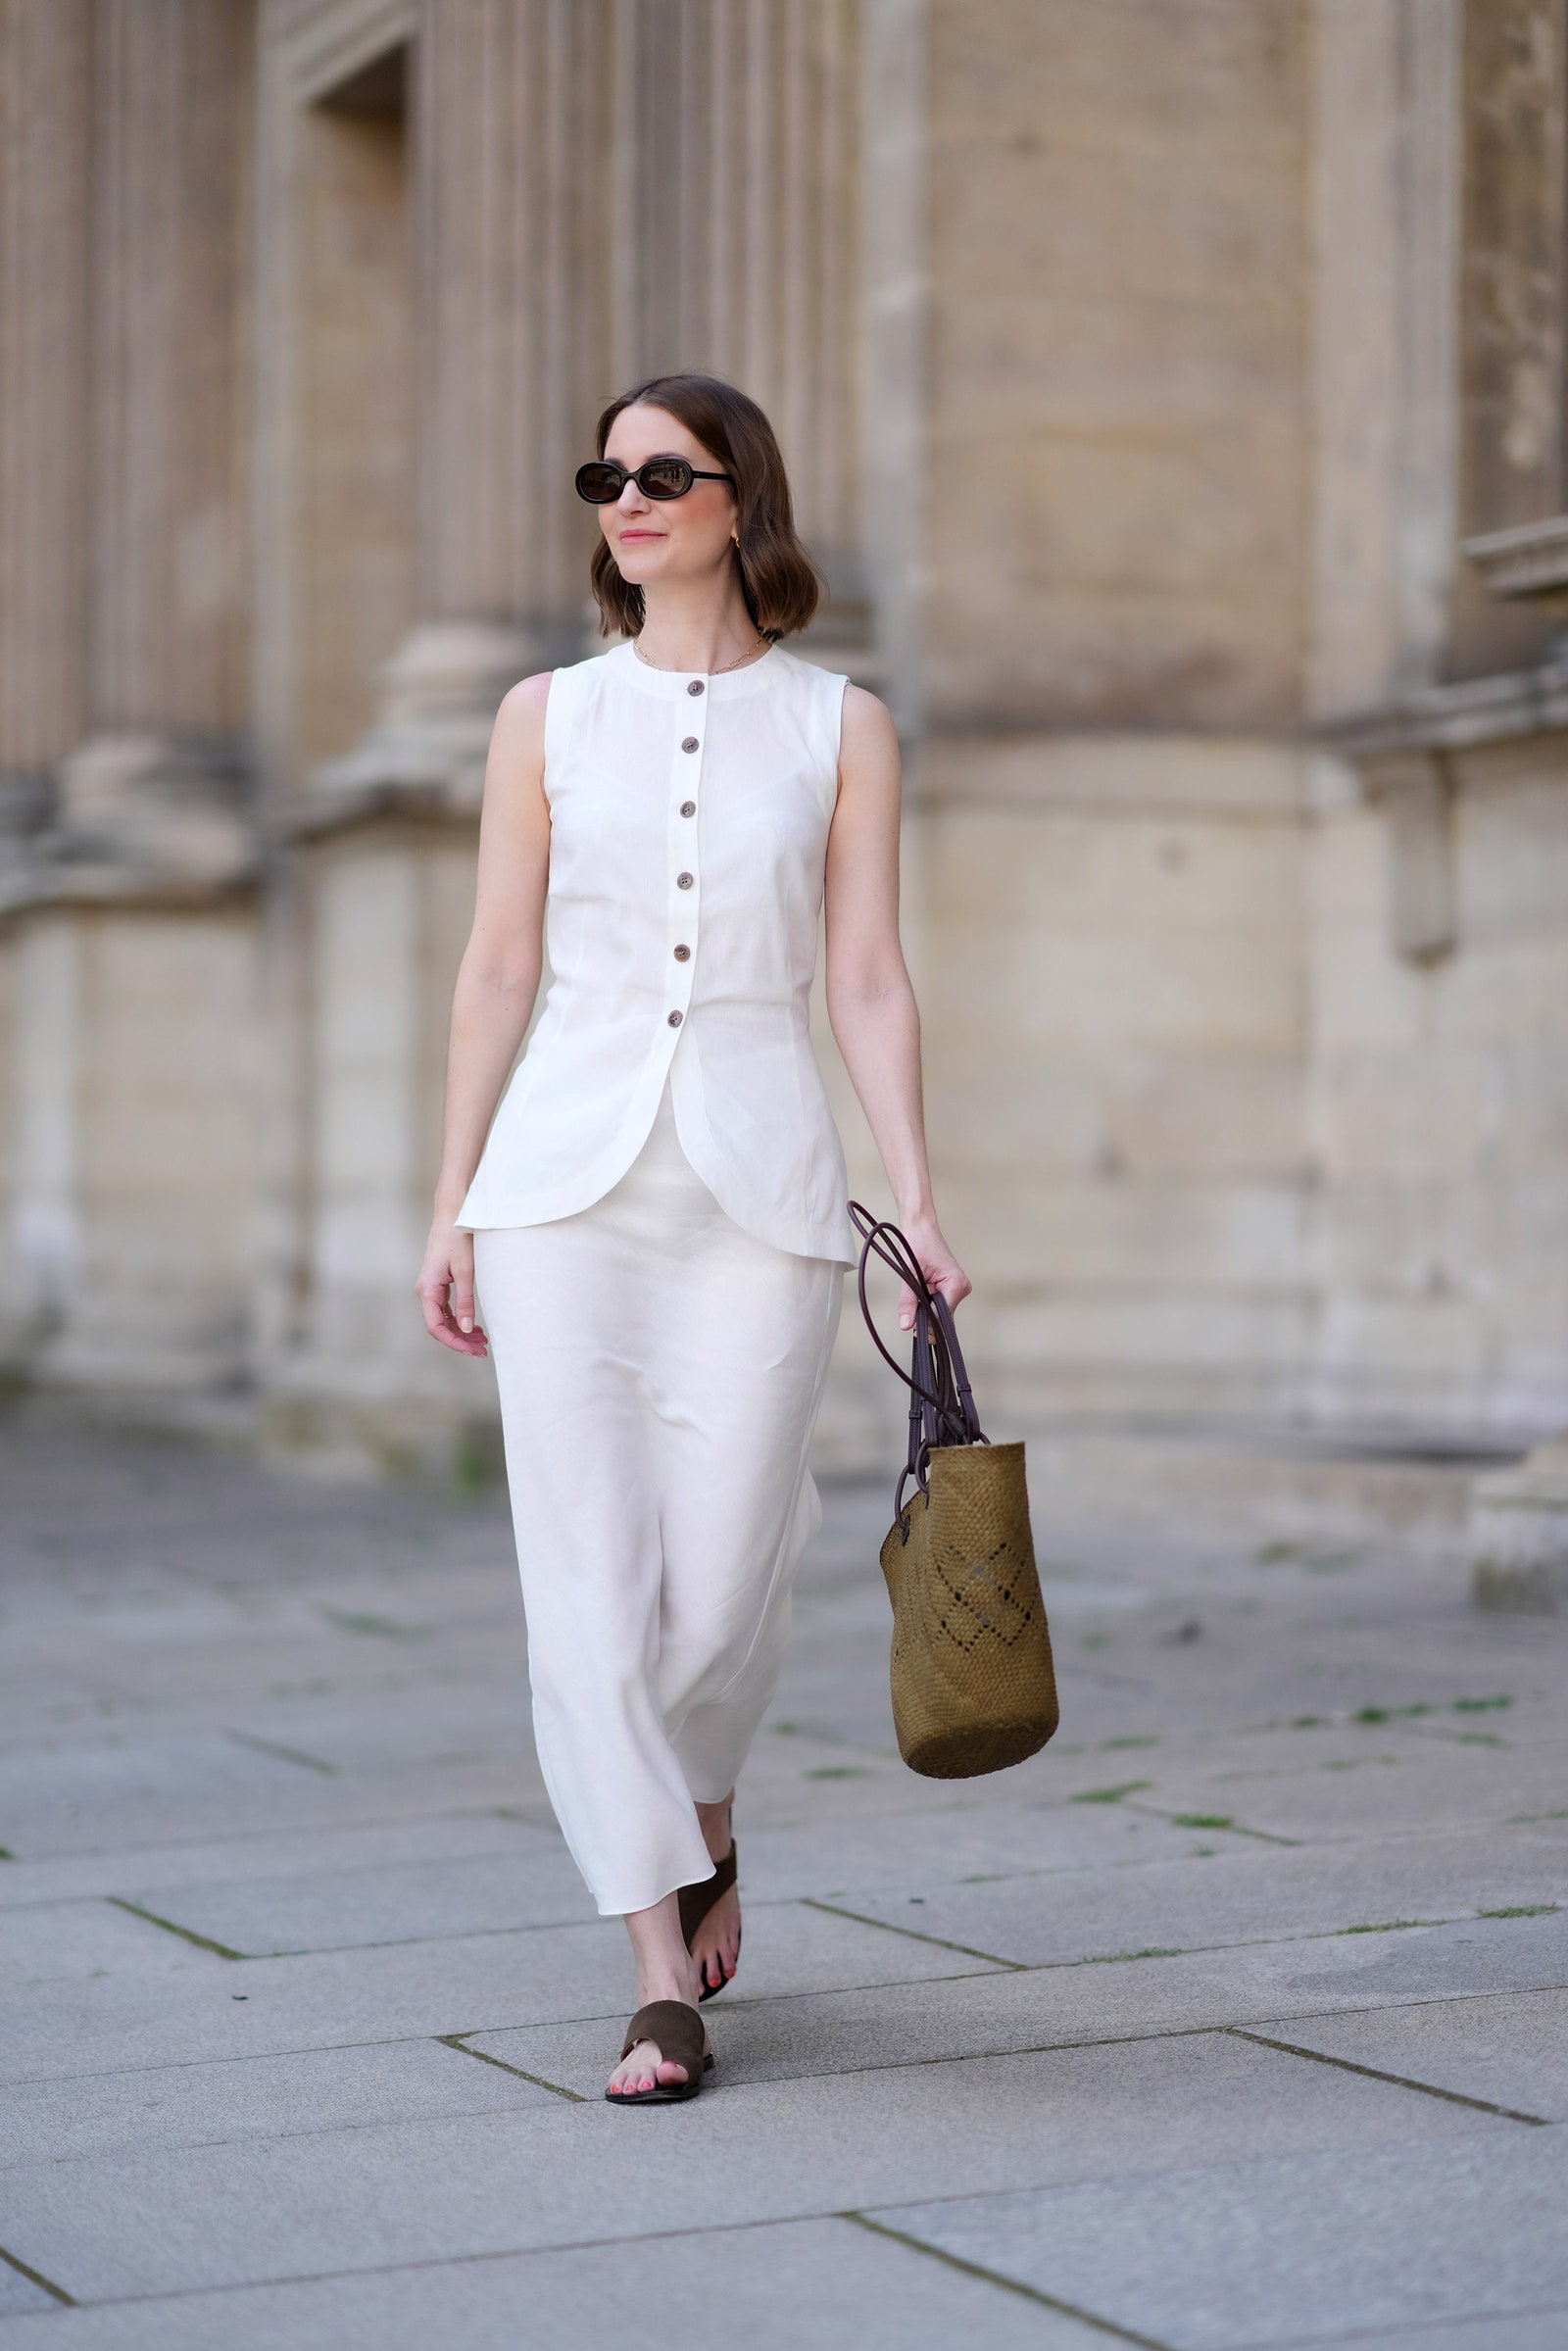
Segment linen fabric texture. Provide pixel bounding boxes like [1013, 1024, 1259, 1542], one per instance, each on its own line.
[456, 640, 859, 1266]
[475, 1077, 842, 1916]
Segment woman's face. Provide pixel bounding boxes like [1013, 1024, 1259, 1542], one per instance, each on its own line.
[599, 404, 739, 596]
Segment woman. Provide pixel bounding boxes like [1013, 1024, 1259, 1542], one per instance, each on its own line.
[416, 373, 968, 2104]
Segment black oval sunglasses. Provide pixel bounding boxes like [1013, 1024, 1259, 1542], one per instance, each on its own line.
[575, 457, 734, 505]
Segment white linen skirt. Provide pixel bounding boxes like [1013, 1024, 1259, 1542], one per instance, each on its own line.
[473, 1075, 844, 1916]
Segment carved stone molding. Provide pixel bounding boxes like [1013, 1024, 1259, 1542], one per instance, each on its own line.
[1462, 511, 1568, 603]
[1325, 652, 1568, 759]
[0, 733, 255, 917]
[294, 619, 564, 833]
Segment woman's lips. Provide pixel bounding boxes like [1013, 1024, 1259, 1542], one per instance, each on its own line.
[618, 529, 663, 542]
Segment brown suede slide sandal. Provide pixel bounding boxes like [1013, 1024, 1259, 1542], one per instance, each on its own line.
[678, 1840, 740, 2002]
[605, 2000, 712, 2105]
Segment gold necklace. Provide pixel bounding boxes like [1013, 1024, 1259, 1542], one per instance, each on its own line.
[633, 632, 769, 675]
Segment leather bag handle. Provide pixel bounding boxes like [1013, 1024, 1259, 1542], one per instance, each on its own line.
[847, 1200, 985, 1527]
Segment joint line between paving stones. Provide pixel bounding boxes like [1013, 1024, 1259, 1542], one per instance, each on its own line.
[1124, 1800, 1298, 1846]
[437, 2033, 585, 2102]
[801, 1896, 1025, 1969]
[225, 1729, 338, 1776]
[4, 1799, 549, 1873]
[1225, 2028, 1551, 2126]
[105, 1895, 246, 1960]
[0, 2245, 75, 2308]
[841, 2214, 1176, 2348]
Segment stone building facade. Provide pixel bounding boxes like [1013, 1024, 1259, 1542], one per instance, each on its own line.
[3, 0, 1568, 1496]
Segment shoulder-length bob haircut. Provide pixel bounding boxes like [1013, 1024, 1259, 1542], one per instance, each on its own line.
[588, 372, 821, 642]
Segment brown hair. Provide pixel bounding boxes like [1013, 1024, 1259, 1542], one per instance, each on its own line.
[588, 372, 821, 641]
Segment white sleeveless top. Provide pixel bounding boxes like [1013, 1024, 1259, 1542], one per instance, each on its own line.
[456, 640, 859, 1265]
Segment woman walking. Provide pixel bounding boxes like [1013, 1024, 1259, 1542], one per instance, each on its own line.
[416, 373, 968, 2103]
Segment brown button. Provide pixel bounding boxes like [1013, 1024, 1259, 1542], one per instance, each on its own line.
[681, 735, 700, 753]
[687, 679, 705, 696]
[680, 800, 696, 817]
[673, 943, 691, 961]
[676, 870, 693, 889]
[667, 1008, 683, 1026]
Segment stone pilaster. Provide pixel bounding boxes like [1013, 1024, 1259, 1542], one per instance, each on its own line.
[604, 0, 869, 657]
[88, 0, 252, 740]
[0, 0, 92, 792]
[310, 0, 613, 808]
[0, 1, 259, 1396]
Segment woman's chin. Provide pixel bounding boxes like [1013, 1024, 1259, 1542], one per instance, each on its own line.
[612, 548, 667, 584]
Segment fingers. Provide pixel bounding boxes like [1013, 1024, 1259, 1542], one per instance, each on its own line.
[898, 1279, 918, 1332]
[452, 1271, 477, 1336]
[415, 1274, 489, 1356]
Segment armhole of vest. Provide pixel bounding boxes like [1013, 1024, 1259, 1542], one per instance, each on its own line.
[826, 666, 851, 808]
[541, 663, 579, 807]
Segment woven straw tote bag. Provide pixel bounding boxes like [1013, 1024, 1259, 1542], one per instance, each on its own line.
[848, 1204, 1059, 1779]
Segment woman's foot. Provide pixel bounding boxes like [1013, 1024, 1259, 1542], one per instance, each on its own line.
[607, 2006, 709, 2097]
[689, 1792, 741, 1996]
[607, 1890, 707, 2098]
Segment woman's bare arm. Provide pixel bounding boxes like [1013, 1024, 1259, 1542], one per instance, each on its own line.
[824, 684, 969, 1327]
[416, 673, 553, 1355]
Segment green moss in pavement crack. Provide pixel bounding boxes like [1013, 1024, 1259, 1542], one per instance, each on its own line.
[1071, 1780, 1152, 1804]
[1335, 1918, 1437, 1935]
[1091, 1945, 1184, 1964]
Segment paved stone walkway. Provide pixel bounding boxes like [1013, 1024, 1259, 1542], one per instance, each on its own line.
[1, 1408, 1565, 2349]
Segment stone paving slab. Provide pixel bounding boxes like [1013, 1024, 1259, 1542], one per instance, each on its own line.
[0, 1898, 213, 1990]
[733, 1792, 1259, 1896]
[0, 2215, 1104, 2351]
[116, 1845, 598, 1955]
[1, 2035, 557, 2170]
[1264, 1987, 1568, 2123]
[465, 1909, 1568, 2095]
[0, 1896, 1001, 2088]
[822, 1823, 1568, 1968]
[0, 2272, 55, 2323]
[1308, 2315, 1568, 2351]
[0, 1808, 562, 1909]
[0, 2033, 1500, 2305]
[877, 2129, 1568, 2351]
[1127, 1739, 1568, 1842]
[0, 1759, 546, 1860]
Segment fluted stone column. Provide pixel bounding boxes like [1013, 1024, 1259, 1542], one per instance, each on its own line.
[0, 1, 92, 1353]
[314, 0, 613, 808]
[268, 2, 615, 1471]
[0, 0, 92, 799]
[1, 0, 259, 1396]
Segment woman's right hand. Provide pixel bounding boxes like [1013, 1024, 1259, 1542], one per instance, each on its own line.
[416, 1222, 489, 1357]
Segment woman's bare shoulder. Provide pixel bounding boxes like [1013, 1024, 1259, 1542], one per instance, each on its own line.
[838, 681, 899, 779]
[495, 669, 554, 731]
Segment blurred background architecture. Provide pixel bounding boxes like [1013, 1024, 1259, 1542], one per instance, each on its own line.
[2, 1, 1567, 1571]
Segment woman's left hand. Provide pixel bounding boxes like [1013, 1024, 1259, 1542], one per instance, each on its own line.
[894, 1213, 971, 1329]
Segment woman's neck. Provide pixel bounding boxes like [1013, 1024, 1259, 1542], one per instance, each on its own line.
[633, 581, 765, 675]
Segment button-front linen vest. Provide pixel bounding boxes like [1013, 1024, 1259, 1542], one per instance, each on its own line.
[456, 640, 859, 1266]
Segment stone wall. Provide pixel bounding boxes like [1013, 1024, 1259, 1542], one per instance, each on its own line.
[4, 0, 1568, 1476]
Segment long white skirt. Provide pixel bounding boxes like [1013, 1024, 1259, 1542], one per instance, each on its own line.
[473, 1076, 844, 1916]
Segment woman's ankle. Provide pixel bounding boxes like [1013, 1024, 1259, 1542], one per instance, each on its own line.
[635, 1961, 700, 2010]
[695, 1789, 734, 1863]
